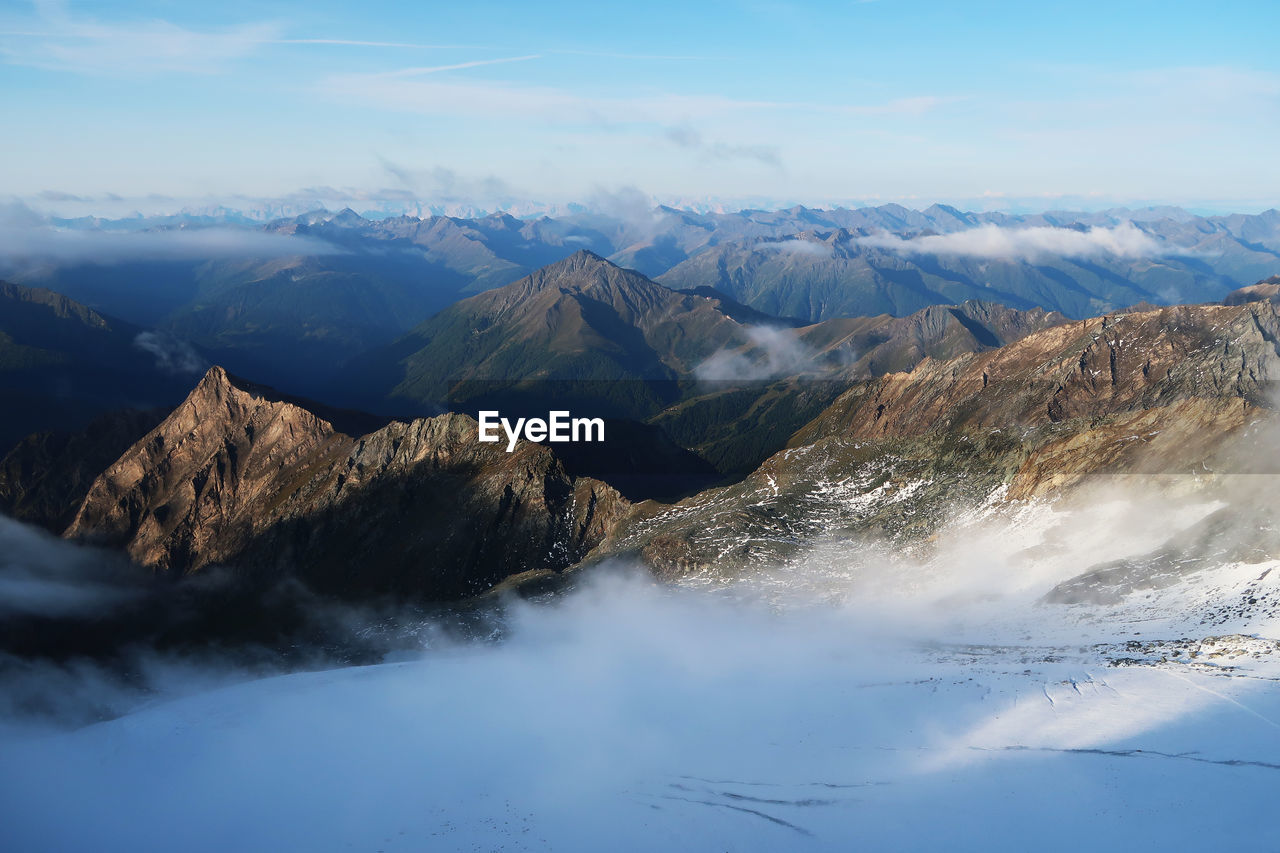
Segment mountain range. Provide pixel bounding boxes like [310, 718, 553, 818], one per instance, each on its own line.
[7, 204, 1280, 401]
[4, 280, 1276, 631]
[2, 204, 1279, 662]
[585, 296, 1280, 580]
[340, 251, 1070, 478]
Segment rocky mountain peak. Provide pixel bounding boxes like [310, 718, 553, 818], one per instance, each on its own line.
[443, 249, 696, 348]
[64, 365, 343, 565]
[61, 369, 629, 595]
[328, 207, 365, 225]
[182, 365, 337, 438]
[524, 249, 660, 297]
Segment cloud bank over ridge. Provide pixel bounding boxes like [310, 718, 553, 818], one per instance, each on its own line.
[858, 222, 1180, 262]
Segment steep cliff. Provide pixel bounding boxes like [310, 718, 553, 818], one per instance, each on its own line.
[65, 367, 628, 599]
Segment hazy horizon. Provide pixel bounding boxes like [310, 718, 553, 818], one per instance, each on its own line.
[9, 192, 1280, 224]
[2, 0, 1277, 214]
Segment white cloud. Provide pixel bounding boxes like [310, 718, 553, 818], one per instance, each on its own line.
[376, 54, 542, 78]
[0, 517, 140, 619]
[840, 95, 960, 116]
[377, 158, 522, 205]
[0, 4, 533, 76]
[133, 331, 207, 376]
[664, 125, 782, 168]
[695, 325, 818, 381]
[582, 185, 673, 241]
[857, 222, 1175, 262]
[1, 548, 1275, 848]
[0, 2, 279, 74]
[0, 218, 343, 265]
[319, 68, 947, 128]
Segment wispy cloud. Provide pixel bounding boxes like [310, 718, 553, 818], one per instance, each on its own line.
[0, 516, 140, 619]
[545, 48, 706, 61]
[857, 222, 1179, 262]
[132, 331, 207, 376]
[0, 4, 513, 75]
[375, 54, 542, 79]
[664, 124, 782, 168]
[841, 95, 960, 116]
[0, 1, 279, 74]
[35, 190, 85, 203]
[695, 325, 818, 381]
[270, 39, 489, 49]
[377, 157, 521, 204]
[319, 66, 948, 128]
[0, 205, 343, 265]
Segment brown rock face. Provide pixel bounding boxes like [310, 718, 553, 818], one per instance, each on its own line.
[66, 368, 345, 569]
[797, 301, 1280, 499]
[782, 301, 1280, 506]
[590, 301, 1280, 578]
[1005, 397, 1250, 499]
[65, 367, 628, 598]
[792, 300, 1068, 378]
[792, 302, 1280, 446]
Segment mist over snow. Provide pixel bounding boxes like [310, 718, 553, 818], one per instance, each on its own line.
[3, 459, 1280, 850]
[858, 222, 1184, 262]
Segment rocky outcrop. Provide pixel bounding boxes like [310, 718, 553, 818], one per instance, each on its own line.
[591, 429, 1023, 579]
[790, 301, 1280, 496]
[792, 300, 1068, 378]
[65, 367, 628, 599]
[642, 299, 1066, 478]
[591, 301, 1280, 578]
[792, 302, 1280, 444]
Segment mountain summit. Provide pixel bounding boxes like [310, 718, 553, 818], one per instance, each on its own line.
[349, 252, 769, 414]
[64, 366, 627, 598]
[454, 249, 686, 321]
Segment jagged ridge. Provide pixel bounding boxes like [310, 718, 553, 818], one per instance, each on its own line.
[65, 366, 628, 598]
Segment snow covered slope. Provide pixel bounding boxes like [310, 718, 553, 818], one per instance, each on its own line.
[4, 481, 1280, 852]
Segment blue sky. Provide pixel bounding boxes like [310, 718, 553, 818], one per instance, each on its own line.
[2, 0, 1278, 214]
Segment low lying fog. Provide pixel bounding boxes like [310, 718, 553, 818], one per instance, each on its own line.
[0, 203, 342, 269]
[2, 464, 1279, 850]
